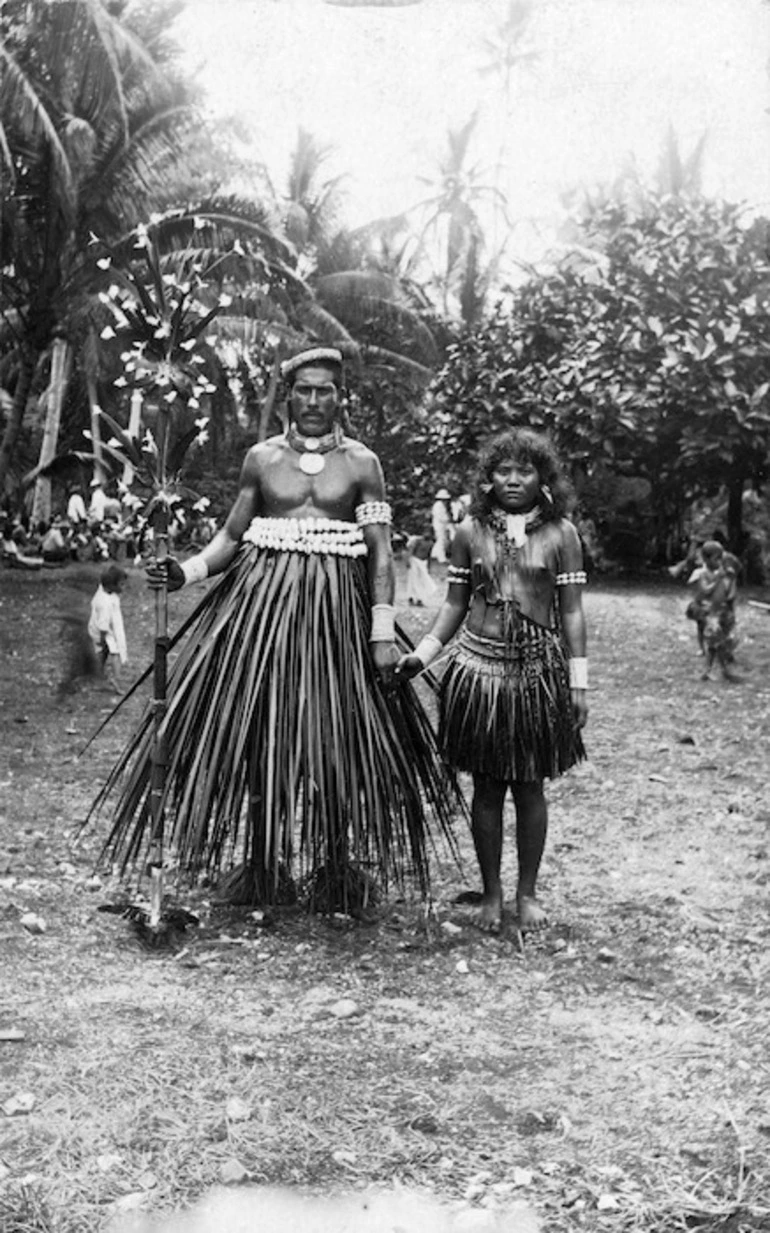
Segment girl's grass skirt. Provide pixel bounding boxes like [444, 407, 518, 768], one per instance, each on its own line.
[93, 542, 461, 902]
[439, 619, 585, 784]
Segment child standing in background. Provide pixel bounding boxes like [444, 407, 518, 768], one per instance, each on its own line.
[88, 564, 128, 692]
[686, 541, 739, 680]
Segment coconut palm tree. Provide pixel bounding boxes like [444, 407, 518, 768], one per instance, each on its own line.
[0, 0, 202, 502]
[412, 113, 510, 323]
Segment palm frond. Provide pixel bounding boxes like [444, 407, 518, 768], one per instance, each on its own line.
[359, 345, 434, 383]
[0, 44, 74, 202]
[314, 273, 439, 365]
[295, 300, 357, 347]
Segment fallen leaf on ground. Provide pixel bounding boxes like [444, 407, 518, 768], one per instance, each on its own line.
[332, 1148, 358, 1165]
[96, 1153, 123, 1172]
[219, 1158, 249, 1185]
[111, 1191, 147, 1213]
[597, 1193, 620, 1210]
[226, 1096, 252, 1122]
[3, 1091, 35, 1116]
[329, 998, 359, 1018]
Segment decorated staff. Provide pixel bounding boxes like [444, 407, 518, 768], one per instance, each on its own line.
[84, 221, 225, 944]
[91, 346, 462, 912]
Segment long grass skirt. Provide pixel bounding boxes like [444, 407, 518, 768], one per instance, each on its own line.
[94, 542, 460, 896]
[439, 619, 585, 784]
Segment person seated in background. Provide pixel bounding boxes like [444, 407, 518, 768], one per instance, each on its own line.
[40, 518, 71, 565]
[1, 520, 42, 569]
[89, 523, 111, 562]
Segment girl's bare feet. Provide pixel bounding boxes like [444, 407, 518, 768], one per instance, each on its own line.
[517, 893, 548, 932]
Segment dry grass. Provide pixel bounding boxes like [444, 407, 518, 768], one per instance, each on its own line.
[1, 565, 769, 1232]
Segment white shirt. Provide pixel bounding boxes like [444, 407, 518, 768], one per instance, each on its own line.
[89, 486, 107, 522]
[67, 492, 87, 524]
[88, 586, 127, 662]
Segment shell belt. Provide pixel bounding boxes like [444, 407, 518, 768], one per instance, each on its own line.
[242, 516, 367, 557]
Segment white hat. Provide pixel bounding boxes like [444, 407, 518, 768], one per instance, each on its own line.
[436, 488, 451, 499]
[281, 347, 343, 379]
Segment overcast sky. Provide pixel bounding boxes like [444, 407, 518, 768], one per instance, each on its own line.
[175, 0, 770, 260]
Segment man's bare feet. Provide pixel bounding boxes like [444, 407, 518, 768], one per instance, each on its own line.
[517, 893, 548, 932]
[477, 894, 503, 935]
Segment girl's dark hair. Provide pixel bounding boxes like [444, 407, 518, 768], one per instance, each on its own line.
[469, 428, 573, 523]
[101, 564, 128, 591]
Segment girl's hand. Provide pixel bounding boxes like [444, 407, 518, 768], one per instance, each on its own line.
[571, 688, 588, 729]
[395, 653, 423, 681]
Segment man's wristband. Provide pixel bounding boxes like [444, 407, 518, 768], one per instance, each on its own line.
[181, 555, 209, 587]
[413, 634, 444, 669]
[569, 657, 588, 689]
[369, 603, 395, 642]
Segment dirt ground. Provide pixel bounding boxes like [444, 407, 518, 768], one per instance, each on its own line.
[1, 561, 769, 1233]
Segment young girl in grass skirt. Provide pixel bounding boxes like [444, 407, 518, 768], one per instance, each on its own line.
[398, 429, 588, 934]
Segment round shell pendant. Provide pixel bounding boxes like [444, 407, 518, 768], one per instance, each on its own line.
[299, 452, 325, 475]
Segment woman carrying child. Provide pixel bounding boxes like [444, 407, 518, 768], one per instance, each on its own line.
[686, 540, 739, 680]
[398, 429, 588, 934]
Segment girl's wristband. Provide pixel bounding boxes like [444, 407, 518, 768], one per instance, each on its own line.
[413, 634, 444, 668]
[181, 555, 209, 586]
[569, 657, 588, 689]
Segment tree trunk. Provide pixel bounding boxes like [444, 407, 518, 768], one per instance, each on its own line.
[86, 371, 107, 485]
[726, 475, 744, 554]
[31, 337, 71, 526]
[123, 389, 143, 488]
[258, 351, 283, 442]
[0, 347, 37, 504]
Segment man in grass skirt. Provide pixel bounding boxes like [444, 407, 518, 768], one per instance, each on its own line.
[95, 348, 460, 909]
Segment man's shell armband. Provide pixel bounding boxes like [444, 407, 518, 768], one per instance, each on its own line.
[355, 501, 392, 526]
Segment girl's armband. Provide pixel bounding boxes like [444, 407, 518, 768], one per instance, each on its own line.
[555, 571, 587, 586]
[413, 634, 444, 669]
[447, 564, 471, 584]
